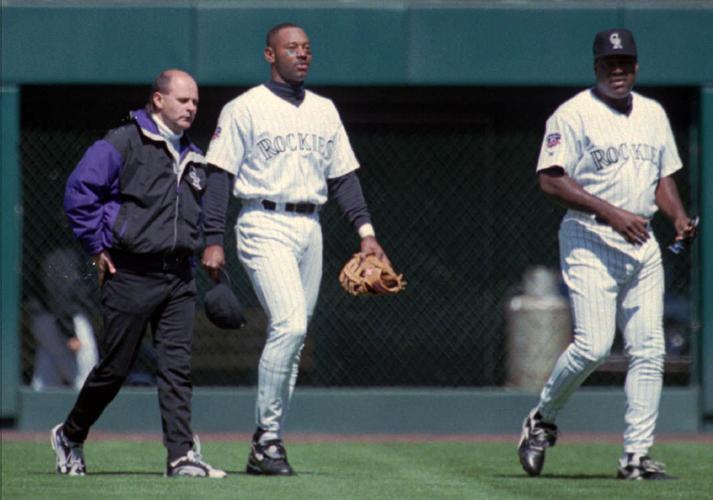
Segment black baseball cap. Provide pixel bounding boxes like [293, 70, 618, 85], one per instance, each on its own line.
[204, 273, 246, 330]
[593, 28, 637, 59]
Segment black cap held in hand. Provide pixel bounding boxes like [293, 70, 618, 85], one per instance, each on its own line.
[204, 275, 246, 330]
[593, 28, 637, 59]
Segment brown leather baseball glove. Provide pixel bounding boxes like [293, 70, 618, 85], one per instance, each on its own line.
[338, 253, 406, 296]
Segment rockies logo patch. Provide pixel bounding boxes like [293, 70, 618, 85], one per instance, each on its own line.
[546, 133, 561, 148]
[188, 169, 203, 191]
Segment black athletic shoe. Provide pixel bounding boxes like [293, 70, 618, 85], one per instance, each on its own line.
[517, 410, 558, 477]
[246, 429, 294, 476]
[51, 423, 86, 476]
[166, 435, 227, 478]
[617, 454, 677, 480]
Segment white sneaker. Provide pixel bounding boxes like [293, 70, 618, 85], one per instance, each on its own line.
[51, 424, 86, 476]
[617, 453, 676, 480]
[165, 435, 226, 478]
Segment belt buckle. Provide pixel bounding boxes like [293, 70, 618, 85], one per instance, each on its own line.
[162, 253, 182, 271]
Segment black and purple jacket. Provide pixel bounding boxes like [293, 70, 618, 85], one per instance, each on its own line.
[64, 109, 207, 258]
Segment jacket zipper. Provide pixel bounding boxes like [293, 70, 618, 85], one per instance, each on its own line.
[171, 152, 184, 253]
[171, 195, 179, 252]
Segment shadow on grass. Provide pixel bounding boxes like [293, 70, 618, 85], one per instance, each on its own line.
[495, 473, 614, 480]
[39, 469, 320, 477]
[241, 471, 318, 477]
[40, 471, 162, 477]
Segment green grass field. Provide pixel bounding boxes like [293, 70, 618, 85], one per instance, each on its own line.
[2, 436, 712, 499]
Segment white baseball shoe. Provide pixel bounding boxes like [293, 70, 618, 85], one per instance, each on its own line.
[51, 423, 86, 476]
[165, 435, 226, 478]
[617, 453, 676, 480]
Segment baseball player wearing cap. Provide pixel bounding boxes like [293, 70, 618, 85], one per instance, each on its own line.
[517, 28, 698, 480]
[201, 22, 391, 475]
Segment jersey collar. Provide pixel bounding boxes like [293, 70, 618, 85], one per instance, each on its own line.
[264, 80, 306, 107]
[591, 87, 633, 116]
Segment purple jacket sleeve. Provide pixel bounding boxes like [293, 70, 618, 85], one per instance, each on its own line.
[63, 140, 122, 256]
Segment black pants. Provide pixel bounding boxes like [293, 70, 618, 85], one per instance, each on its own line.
[62, 257, 196, 462]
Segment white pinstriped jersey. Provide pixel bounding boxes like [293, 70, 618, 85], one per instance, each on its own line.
[205, 84, 359, 205]
[536, 89, 682, 219]
[533, 89, 674, 455]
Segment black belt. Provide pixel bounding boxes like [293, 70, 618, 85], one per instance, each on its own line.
[594, 216, 650, 228]
[111, 250, 192, 272]
[261, 200, 317, 214]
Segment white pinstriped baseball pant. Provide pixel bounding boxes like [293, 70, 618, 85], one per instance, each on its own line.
[236, 203, 322, 442]
[537, 217, 665, 455]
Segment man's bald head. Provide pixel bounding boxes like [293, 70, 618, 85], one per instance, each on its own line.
[148, 69, 199, 133]
[147, 69, 197, 113]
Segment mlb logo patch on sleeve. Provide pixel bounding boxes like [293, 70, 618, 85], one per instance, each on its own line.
[212, 126, 222, 140]
[546, 133, 561, 148]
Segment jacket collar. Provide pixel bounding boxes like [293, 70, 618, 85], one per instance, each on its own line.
[129, 108, 203, 156]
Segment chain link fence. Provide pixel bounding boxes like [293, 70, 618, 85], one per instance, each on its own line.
[19, 85, 698, 389]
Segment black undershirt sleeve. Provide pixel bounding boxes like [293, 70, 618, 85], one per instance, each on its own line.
[327, 171, 372, 231]
[263, 80, 371, 232]
[202, 164, 232, 247]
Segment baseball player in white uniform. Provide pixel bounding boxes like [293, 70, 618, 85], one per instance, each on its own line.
[201, 22, 390, 475]
[517, 28, 698, 480]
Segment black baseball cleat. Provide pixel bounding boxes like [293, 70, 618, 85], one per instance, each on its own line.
[246, 428, 294, 476]
[617, 454, 677, 480]
[517, 410, 558, 477]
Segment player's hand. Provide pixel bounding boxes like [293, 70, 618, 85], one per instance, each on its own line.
[601, 208, 650, 245]
[202, 244, 225, 282]
[67, 337, 81, 352]
[360, 236, 391, 267]
[92, 250, 116, 287]
[673, 215, 698, 242]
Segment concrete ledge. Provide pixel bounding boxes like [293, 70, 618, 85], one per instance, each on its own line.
[15, 387, 700, 434]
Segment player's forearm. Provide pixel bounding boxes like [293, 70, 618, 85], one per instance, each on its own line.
[655, 176, 688, 223]
[202, 165, 232, 246]
[538, 168, 617, 219]
[327, 171, 373, 232]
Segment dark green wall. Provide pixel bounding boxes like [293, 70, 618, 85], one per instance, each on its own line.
[3, 1, 713, 85]
[1, 87, 21, 419]
[2, 1, 712, 425]
[702, 88, 713, 417]
[16, 387, 701, 434]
